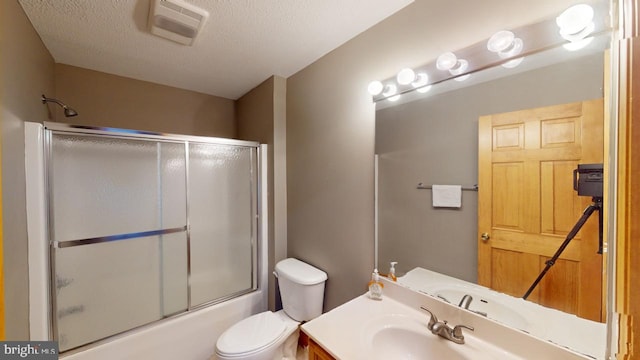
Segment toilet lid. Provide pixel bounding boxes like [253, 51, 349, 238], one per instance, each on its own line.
[216, 311, 287, 356]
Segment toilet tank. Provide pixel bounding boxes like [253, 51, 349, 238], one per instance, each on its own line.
[275, 258, 328, 322]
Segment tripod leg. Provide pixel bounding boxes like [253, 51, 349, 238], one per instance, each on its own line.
[598, 202, 603, 254]
[523, 203, 599, 299]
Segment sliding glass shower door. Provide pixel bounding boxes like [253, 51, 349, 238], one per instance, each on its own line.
[46, 125, 259, 352]
[189, 143, 257, 306]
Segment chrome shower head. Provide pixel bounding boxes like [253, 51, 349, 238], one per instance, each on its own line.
[41, 94, 78, 117]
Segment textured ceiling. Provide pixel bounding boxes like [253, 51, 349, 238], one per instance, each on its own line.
[18, 0, 413, 99]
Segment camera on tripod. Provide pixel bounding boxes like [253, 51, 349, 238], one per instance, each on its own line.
[523, 163, 604, 300]
[573, 163, 603, 199]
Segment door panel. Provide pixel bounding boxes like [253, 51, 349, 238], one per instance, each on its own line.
[478, 99, 604, 322]
[492, 162, 524, 230]
[540, 160, 583, 235]
[538, 257, 579, 314]
[490, 249, 539, 298]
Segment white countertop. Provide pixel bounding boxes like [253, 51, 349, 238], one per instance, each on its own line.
[301, 278, 592, 360]
[303, 294, 434, 359]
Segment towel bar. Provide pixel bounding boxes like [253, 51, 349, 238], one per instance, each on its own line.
[417, 183, 478, 191]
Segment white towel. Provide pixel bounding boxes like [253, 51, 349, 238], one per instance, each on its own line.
[432, 185, 462, 208]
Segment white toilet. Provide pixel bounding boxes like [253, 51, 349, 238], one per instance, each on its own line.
[214, 258, 328, 360]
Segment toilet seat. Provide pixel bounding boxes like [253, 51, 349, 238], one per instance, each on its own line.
[216, 311, 288, 357]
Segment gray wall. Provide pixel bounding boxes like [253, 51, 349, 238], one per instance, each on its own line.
[376, 53, 604, 282]
[237, 76, 287, 311]
[0, 0, 56, 339]
[286, 0, 584, 311]
[55, 64, 236, 137]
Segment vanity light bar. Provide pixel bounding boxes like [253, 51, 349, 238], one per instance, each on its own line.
[369, 3, 609, 103]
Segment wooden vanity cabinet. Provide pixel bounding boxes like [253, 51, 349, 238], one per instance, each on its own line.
[300, 330, 336, 360]
[308, 338, 336, 360]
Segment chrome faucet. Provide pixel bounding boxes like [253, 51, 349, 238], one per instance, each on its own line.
[457, 294, 488, 317]
[458, 294, 473, 309]
[420, 307, 474, 344]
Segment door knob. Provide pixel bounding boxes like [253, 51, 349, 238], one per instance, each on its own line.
[481, 233, 490, 242]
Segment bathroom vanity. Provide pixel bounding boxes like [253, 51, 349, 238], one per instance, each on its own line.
[301, 277, 594, 359]
[307, 340, 334, 360]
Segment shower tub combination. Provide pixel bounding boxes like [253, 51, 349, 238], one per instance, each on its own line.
[25, 122, 269, 359]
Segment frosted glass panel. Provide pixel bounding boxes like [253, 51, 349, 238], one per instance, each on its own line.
[159, 142, 187, 229]
[55, 233, 187, 352]
[161, 232, 189, 316]
[189, 144, 257, 306]
[50, 134, 186, 241]
[46, 127, 259, 352]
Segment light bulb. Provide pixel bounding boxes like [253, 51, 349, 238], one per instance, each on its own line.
[498, 38, 523, 59]
[561, 21, 595, 42]
[449, 59, 468, 76]
[382, 84, 397, 97]
[436, 52, 458, 71]
[411, 73, 429, 88]
[487, 31, 515, 53]
[413, 73, 431, 93]
[367, 81, 384, 96]
[557, 4, 594, 37]
[557, 4, 595, 50]
[397, 68, 416, 85]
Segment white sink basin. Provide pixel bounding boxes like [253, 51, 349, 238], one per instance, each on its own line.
[361, 313, 524, 360]
[362, 314, 475, 360]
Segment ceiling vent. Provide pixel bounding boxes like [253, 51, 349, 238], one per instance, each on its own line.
[148, 0, 209, 46]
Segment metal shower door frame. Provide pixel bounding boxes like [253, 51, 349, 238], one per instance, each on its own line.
[43, 122, 261, 351]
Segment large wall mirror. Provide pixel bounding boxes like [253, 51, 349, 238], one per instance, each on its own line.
[375, 0, 615, 358]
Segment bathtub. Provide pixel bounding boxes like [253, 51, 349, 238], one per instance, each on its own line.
[61, 290, 266, 360]
[398, 267, 606, 359]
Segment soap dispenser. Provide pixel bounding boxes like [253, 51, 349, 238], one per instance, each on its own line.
[368, 269, 384, 300]
[389, 261, 398, 282]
